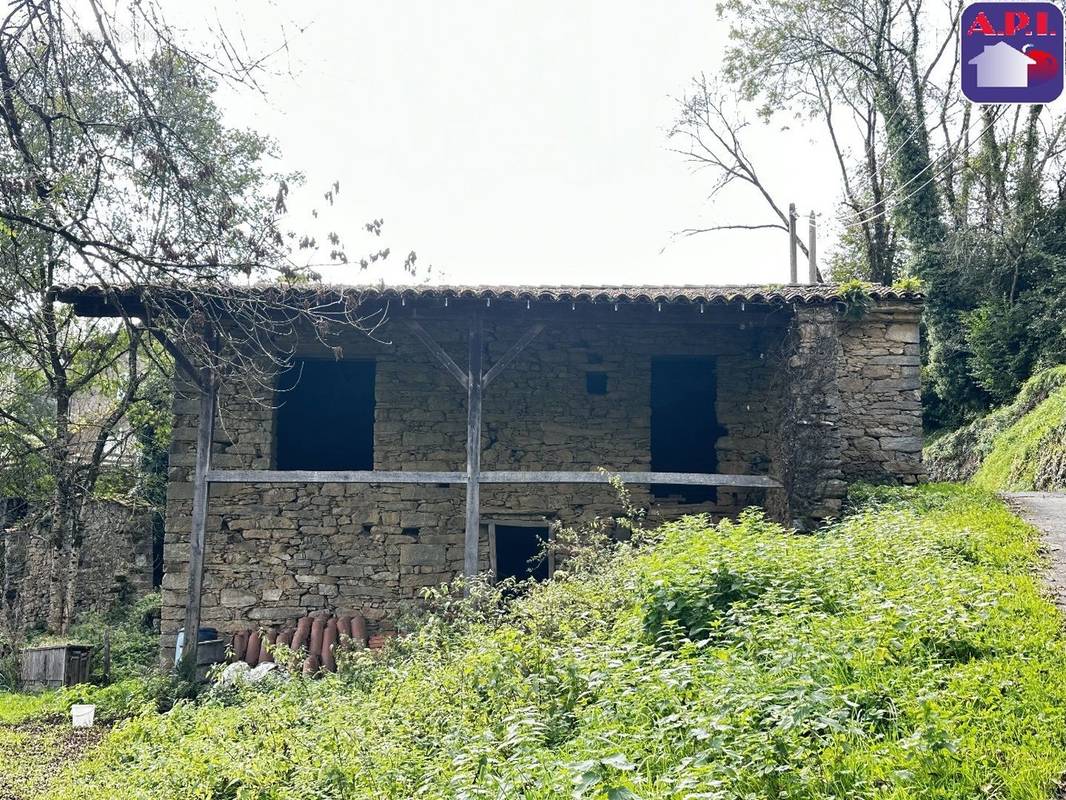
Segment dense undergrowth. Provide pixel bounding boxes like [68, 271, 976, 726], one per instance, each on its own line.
[0, 592, 198, 730]
[925, 365, 1066, 491]
[36, 484, 1066, 799]
[0, 678, 159, 727]
[0, 592, 162, 691]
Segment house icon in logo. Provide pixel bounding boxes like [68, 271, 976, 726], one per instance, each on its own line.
[968, 41, 1037, 88]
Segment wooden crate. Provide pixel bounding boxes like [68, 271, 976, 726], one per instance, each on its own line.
[20, 644, 92, 690]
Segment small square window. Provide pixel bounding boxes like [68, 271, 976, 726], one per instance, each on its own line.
[586, 372, 608, 395]
[489, 522, 552, 582]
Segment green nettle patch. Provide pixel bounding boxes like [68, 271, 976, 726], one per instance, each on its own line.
[0, 679, 160, 727]
[42, 485, 1066, 799]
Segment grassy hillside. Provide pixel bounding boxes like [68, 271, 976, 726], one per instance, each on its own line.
[926, 365, 1066, 491]
[34, 485, 1066, 799]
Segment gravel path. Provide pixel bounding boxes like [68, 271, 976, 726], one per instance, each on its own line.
[1004, 492, 1066, 609]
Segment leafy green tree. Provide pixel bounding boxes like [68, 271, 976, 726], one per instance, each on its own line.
[675, 0, 1066, 428]
[0, 0, 414, 632]
[0, 1, 288, 632]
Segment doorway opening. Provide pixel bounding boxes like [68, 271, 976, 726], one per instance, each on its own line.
[650, 356, 725, 503]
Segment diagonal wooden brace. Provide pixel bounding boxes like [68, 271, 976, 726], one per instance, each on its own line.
[405, 320, 468, 390]
[483, 324, 544, 387]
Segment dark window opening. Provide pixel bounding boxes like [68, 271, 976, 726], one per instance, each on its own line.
[586, 372, 608, 395]
[276, 359, 375, 470]
[650, 356, 725, 504]
[493, 524, 551, 582]
[151, 511, 165, 587]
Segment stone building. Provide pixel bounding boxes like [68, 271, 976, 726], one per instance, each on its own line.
[2, 498, 157, 631]
[58, 284, 924, 663]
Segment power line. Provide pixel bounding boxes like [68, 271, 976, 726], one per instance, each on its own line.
[833, 101, 973, 211]
[835, 105, 1007, 230]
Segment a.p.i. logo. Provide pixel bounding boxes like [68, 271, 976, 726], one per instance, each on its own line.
[962, 2, 1064, 103]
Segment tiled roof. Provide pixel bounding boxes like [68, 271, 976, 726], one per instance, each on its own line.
[54, 282, 922, 316]
[279, 284, 920, 304]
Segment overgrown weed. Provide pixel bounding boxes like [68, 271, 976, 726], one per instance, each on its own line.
[39, 485, 1066, 799]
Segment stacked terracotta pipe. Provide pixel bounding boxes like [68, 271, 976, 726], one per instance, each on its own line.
[229, 612, 372, 676]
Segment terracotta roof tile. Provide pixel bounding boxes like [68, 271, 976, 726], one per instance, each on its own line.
[54, 282, 923, 316]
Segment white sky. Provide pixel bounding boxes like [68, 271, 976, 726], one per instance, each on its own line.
[174, 1, 845, 286]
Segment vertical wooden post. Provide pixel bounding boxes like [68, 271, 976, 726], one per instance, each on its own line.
[102, 628, 111, 684]
[179, 376, 216, 673]
[464, 315, 483, 581]
[808, 211, 818, 284]
[788, 203, 798, 283]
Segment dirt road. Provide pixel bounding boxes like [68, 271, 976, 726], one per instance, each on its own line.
[1004, 492, 1066, 609]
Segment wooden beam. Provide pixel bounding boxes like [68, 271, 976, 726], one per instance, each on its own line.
[206, 469, 467, 483]
[405, 320, 468, 389]
[407, 304, 789, 328]
[464, 315, 483, 580]
[144, 326, 203, 389]
[482, 323, 544, 387]
[201, 468, 780, 488]
[179, 377, 216, 674]
[480, 471, 781, 488]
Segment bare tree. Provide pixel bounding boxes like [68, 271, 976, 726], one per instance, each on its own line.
[669, 75, 807, 253]
[0, 0, 412, 631]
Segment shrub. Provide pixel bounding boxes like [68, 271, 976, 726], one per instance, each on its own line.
[0, 678, 156, 726]
[890, 274, 925, 294]
[964, 301, 1041, 404]
[0, 633, 20, 692]
[836, 278, 874, 319]
[24, 591, 162, 685]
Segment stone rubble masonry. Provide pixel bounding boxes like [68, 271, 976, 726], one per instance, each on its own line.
[160, 301, 923, 662]
[3, 498, 156, 630]
[772, 306, 848, 525]
[838, 305, 925, 486]
[769, 302, 924, 527]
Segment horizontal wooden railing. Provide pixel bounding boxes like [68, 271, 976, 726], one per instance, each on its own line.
[204, 469, 781, 488]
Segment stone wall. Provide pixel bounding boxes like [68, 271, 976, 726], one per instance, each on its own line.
[774, 301, 924, 527]
[160, 315, 789, 661]
[838, 304, 924, 484]
[2, 498, 156, 630]
[160, 300, 924, 661]
[772, 306, 847, 526]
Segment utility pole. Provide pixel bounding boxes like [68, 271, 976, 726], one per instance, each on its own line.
[788, 203, 798, 283]
[808, 211, 818, 284]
